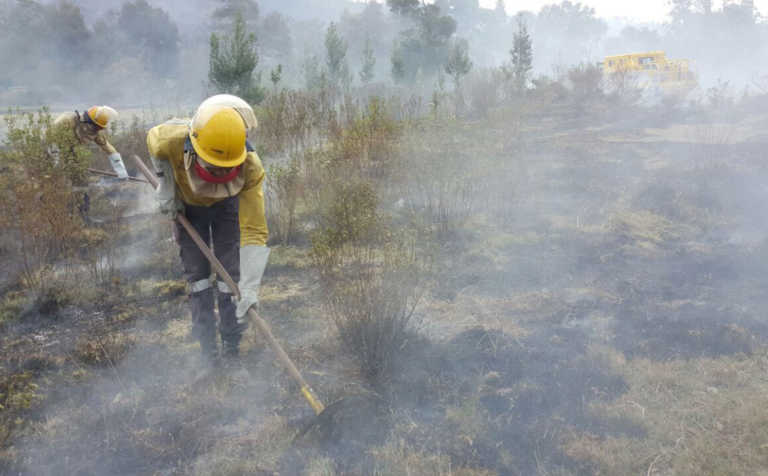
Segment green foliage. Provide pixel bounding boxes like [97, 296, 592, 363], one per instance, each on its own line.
[390, 43, 407, 84]
[387, 2, 457, 83]
[360, 36, 376, 84]
[325, 22, 351, 95]
[2, 108, 89, 183]
[312, 181, 380, 257]
[506, 14, 533, 91]
[444, 38, 472, 88]
[270, 64, 283, 89]
[0, 109, 122, 292]
[208, 12, 265, 104]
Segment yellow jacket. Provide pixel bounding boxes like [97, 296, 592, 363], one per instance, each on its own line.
[147, 119, 268, 247]
[53, 111, 118, 155]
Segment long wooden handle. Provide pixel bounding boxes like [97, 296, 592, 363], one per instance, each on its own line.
[88, 167, 148, 183]
[131, 154, 325, 415]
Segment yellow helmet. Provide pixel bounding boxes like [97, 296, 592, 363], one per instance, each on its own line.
[189, 106, 247, 167]
[86, 105, 118, 128]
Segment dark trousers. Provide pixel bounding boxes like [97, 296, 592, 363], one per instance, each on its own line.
[176, 197, 244, 358]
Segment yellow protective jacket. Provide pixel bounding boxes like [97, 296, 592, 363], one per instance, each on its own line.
[52, 111, 118, 155]
[147, 119, 268, 247]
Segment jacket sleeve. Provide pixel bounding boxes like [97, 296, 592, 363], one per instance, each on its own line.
[239, 153, 269, 246]
[94, 130, 118, 155]
[147, 126, 167, 161]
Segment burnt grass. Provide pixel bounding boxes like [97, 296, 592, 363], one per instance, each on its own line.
[4, 108, 768, 475]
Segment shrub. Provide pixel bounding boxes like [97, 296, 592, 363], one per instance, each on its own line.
[311, 181, 426, 383]
[266, 160, 302, 245]
[566, 63, 605, 109]
[398, 126, 478, 239]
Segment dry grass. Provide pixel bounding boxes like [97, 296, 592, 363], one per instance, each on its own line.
[564, 348, 768, 475]
[73, 332, 136, 367]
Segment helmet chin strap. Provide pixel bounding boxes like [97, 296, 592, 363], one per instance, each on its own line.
[193, 158, 241, 184]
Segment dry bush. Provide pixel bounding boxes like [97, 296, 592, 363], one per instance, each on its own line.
[0, 109, 128, 297]
[0, 176, 82, 290]
[566, 63, 605, 110]
[328, 97, 403, 180]
[311, 182, 426, 383]
[257, 89, 324, 157]
[265, 160, 302, 245]
[399, 125, 478, 239]
[603, 69, 643, 107]
[311, 181, 381, 272]
[320, 239, 424, 384]
[466, 68, 505, 119]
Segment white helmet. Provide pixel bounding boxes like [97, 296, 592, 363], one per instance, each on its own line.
[194, 94, 257, 131]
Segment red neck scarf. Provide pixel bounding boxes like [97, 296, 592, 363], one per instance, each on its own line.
[194, 160, 241, 184]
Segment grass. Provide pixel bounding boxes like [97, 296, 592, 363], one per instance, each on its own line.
[564, 348, 768, 475]
[3, 86, 768, 475]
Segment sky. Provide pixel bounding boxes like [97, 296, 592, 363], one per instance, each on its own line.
[478, 0, 768, 23]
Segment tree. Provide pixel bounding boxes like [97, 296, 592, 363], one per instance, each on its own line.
[444, 37, 472, 89]
[118, 0, 179, 76]
[325, 22, 350, 94]
[387, 0, 421, 17]
[386, 1, 457, 82]
[391, 43, 406, 84]
[507, 14, 532, 91]
[270, 64, 282, 90]
[208, 12, 264, 103]
[360, 36, 376, 84]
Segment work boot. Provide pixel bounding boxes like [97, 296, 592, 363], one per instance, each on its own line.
[218, 292, 246, 359]
[189, 288, 219, 365]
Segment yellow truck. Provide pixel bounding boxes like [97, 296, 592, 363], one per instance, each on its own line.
[601, 51, 697, 96]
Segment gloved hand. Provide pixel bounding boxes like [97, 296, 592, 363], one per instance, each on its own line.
[152, 157, 183, 218]
[235, 245, 270, 321]
[108, 152, 129, 179]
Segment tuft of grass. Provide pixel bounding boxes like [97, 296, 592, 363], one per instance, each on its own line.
[0, 291, 29, 326]
[73, 332, 136, 367]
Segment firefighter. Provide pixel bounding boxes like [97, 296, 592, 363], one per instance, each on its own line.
[52, 106, 128, 219]
[147, 94, 268, 365]
[53, 105, 128, 179]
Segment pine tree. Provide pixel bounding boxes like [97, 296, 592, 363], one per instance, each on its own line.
[444, 38, 472, 90]
[360, 36, 376, 84]
[508, 14, 532, 91]
[325, 22, 350, 94]
[208, 12, 264, 103]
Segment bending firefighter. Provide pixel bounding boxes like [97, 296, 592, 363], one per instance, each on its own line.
[53, 105, 129, 179]
[147, 94, 268, 364]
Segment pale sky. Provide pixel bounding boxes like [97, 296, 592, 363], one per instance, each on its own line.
[478, 0, 767, 23]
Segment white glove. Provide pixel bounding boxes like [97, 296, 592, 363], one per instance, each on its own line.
[108, 152, 129, 179]
[236, 245, 270, 320]
[152, 157, 183, 218]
